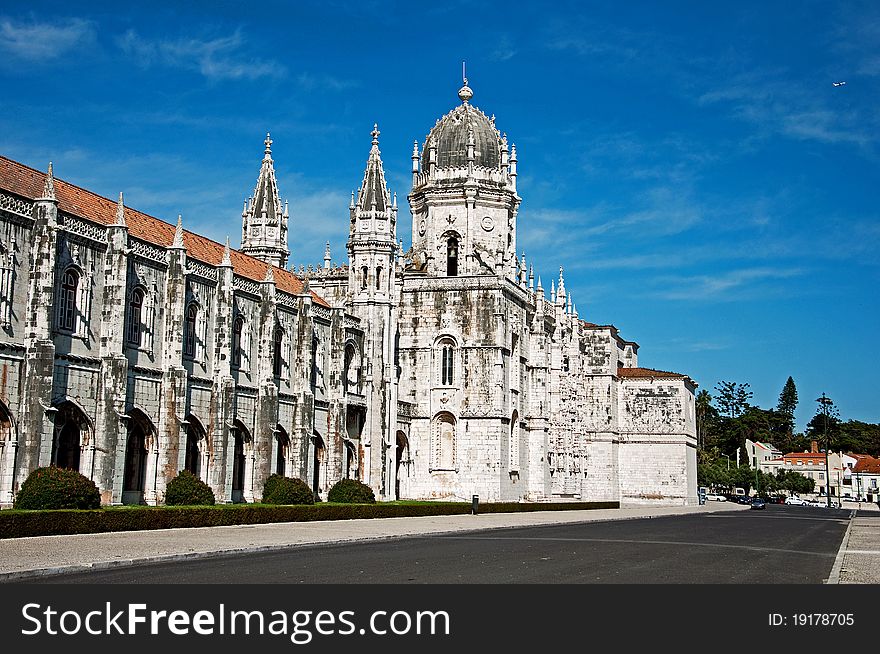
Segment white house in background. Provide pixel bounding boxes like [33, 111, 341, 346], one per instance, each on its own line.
[849, 455, 880, 503]
[745, 439, 782, 471]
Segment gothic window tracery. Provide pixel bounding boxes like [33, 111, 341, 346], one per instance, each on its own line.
[127, 287, 144, 346]
[432, 412, 456, 471]
[57, 268, 79, 332]
[273, 324, 284, 378]
[0, 239, 15, 328]
[232, 315, 244, 368]
[183, 303, 198, 358]
[437, 337, 456, 386]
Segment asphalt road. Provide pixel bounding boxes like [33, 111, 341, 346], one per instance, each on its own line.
[29, 504, 852, 584]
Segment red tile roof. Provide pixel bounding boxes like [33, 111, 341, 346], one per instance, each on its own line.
[853, 456, 880, 474]
[0, 155, 329, 307]
[617, 366, 688, 380]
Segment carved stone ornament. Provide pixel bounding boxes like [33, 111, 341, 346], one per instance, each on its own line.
[418, 219, 426, 236]
[481, 216, 495, 231]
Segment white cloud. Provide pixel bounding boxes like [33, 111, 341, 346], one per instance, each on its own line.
[0, 17, 94, 61]
[116, 29, 286, 81]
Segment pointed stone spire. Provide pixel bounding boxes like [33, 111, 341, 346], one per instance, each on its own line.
[171, 214, 185, 249]
[264, 265, 275, 284]
[349, 190, 356, 210]
[355, 123, 392, 214]
[41, 162, 56, 200]
[240, 133, 289, 269]
[323, 241, 331, 269]
[520, 252, 527, 285]
[537, 276, 544, 294]
[221, 237, 233, 267]
[528, 264, 534, 290]
[551, 280, 556, 304]
[567, 293, 573, 315]
[113, 192, 126, 227]
[392, 192, 398, 210]
[558, 266, 566, 305]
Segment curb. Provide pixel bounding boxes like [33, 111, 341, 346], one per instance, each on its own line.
[0, 504, 746, 582]
[825, 510, 856, 584]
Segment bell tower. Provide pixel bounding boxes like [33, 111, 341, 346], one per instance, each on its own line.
[240, 133, 290, 269]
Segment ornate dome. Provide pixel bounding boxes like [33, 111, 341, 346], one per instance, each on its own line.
[422, 82, 502, 170]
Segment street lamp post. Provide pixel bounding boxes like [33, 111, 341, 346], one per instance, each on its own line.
[722, 454, 731, 471]
[817, 393, 833, 509]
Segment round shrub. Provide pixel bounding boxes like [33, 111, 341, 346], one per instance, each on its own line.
[164, 470, 215, 506]
[327, 478, 375, 504]
[262, 474, 315, 505]
[14, 466, 101, 510]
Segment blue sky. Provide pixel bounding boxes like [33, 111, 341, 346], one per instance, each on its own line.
[1, 1, 878, 431]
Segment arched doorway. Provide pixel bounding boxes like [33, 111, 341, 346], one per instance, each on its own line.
[312, 432, 325, 495]
[122, 410, 152, 505]
[344, 441, 357, 479]
[231, 421, 250, 503]
[52, 401, 90, 472]
[184, 415, 206, 480]
[0, 402, 15, 504]
[395, 431, 409, 500]
[275, 426, 290, 477]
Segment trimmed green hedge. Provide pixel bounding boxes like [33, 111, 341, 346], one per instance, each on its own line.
[0, 501, 619, 539]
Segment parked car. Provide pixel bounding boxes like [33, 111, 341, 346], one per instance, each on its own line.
[750, 497, 766, 510]
[705, 494, 727, 502]
[784, 496, 806, 505]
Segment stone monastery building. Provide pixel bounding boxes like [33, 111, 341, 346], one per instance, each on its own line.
[0, 79, 698, 507]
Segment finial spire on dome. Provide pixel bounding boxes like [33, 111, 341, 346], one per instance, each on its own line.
[264, 132, 273, 157]
[371, 123, 380, 146]
[324, 241, 332, 269]
[458, 60, 473, 103]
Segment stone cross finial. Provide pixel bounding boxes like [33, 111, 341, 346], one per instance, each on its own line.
[371, 123, 380, 146]
[264, 132, 273, 155]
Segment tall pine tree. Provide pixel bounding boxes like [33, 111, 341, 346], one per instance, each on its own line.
[777, 376, 798, 428]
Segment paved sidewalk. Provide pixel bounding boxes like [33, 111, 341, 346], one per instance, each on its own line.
[0, 502, 745, 581]
[835, 508, 880, 584]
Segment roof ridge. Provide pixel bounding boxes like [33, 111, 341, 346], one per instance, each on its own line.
[0, 155, 327, 306]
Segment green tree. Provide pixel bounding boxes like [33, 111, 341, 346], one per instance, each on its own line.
[714, 381, 753, 418]
[805, 397, 841, 451]
[696, 389, 717, 450]
[776, 376, 798, 431]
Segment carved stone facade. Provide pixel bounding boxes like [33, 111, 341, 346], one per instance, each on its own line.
[0, 79, 697, 507]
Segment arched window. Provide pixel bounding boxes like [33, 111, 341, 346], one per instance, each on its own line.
[58, 269, 79, 331]
[273, 326, 284, 377]
[361, 266, 368, 290]
[232, 316, 243, 368]
[123, 412, 151, 503]
[183, 304, 197, 358]
[433, 412, 456, 470]
[375, 266, 382, 290]
[438, 338, 456, 386]
[446, 237, 458, 276]
[344, 344, 358, 393]
[127, 288, 144, 346]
